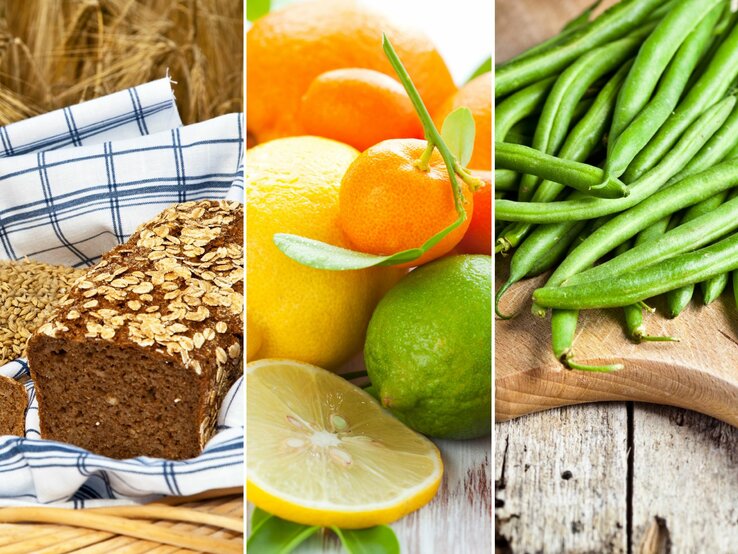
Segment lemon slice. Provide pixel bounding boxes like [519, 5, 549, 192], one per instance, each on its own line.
[246, 359, 444, 529]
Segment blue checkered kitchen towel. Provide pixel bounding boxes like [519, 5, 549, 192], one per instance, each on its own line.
[0, 78, 244, 507]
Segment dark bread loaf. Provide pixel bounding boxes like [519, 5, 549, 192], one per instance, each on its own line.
[0, 375, 27, 437]
[28, 200, 243, 460]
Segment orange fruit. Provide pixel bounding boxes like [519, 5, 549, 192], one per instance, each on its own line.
[339, 139, 473, 267]
[433, 72, 492, 170]
[299, 68, 423, 152]
[247, 0, 456, 144]
[456, 170, 492, 255]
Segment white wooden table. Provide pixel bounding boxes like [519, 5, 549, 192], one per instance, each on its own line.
[495, 1, 738, 551]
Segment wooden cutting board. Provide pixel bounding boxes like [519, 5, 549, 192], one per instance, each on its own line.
[495, 260, 738, 427]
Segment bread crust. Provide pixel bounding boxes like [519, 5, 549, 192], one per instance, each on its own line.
[0, 375, 27, 437]
[28, 200, 243, 459]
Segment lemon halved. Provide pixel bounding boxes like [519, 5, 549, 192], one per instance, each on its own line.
[246, 359, 444, 529]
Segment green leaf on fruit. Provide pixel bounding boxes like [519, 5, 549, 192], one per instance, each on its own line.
[441, 107, 475, 167]
[467, 57, 491, 82]
[332, 525, 401, 554]
[247, 0, 271, 22]
[250, 507, 273, 532]
[247, 511, 320, 553]
[274, 212, 463, 270]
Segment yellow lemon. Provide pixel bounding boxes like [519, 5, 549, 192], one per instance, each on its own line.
[246, 359, 443, 528]
[246, 136, 401, 369]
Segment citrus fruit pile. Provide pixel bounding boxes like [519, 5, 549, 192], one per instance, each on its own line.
[246, 0, 491, 535]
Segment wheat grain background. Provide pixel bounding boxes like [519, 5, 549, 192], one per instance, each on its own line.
[0, 0, 244, 125]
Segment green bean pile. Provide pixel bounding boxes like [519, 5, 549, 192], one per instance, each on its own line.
[495, 0, 738, 371]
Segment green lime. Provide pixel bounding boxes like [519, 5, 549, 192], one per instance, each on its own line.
[364, 255, 491, 440]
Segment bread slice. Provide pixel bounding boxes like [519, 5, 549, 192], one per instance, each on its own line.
[28, 200, 243, 460]
[0, 375, 27, 437]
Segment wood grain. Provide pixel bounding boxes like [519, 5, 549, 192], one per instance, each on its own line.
[495, 267, 738, 425]
[495, 405, 628, 553]
[631, 405, 738, 553]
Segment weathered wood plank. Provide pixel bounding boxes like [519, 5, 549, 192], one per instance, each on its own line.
[631, 405, 738, 553]
[495, 405, 628, 553]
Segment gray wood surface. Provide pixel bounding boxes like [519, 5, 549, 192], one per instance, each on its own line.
[495, 405, 628, 554]
[631, 406, 738, 553]
[495, 1, 738, 552]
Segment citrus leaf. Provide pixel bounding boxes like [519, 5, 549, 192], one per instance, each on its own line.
[273, 234, 398, 270]
[247, 513, 320, 554]
[250, 507, 272, 532]
[246, 0, 271, 22]
[274, 210, 464, 271]
[467, 57, 491, 82]
[441, 107, 475, 167]
[332, 526, 401, 554]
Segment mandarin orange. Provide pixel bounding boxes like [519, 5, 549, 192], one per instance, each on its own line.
[299, 68, 423, 152]
[247, 0, 456, 143]
[433, 72, 492, 170]
[339, 139, 473, 267]
[455, 170, 492, 255]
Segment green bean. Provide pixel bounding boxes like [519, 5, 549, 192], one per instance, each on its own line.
[495, 142, 630, 199]
[537, 149, 738, 348]
[605, 4, 721, 178]
[498, 0, 677, 73]
[524, 222, 588, 278]
[563, 0, 604, 32]
[533, 232, 738, 310]
[549, 308, 623, 371]
[701, 272, 729, 304]
[495, 77, 556, 141]
[613, 242, 676, 343]
[563, 195, 738, 287]
[496, 0, 662, 98]
[495, 169, 519, 193]
[495, 220, 586, 318]
[550, 305, 622, 371]
[552, 159, 738, 289]
[634, 218, 670, 246]
[518, 34, 645, 201]
[634, 99, 738, 245]
[733, 270, 738, 308]
[497, 65, 631, 253]
[623, 304, 679, 343]
[667, 186, 738, 313]
[504, 97, 597, 145]
[496, 95, 736, 223]
[624, 20, 738, 182]
[697, 190, 738, 303]
[609, 0, 721, 146]
[684, 6, 738, 94]
[666, 285, 694, 318]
